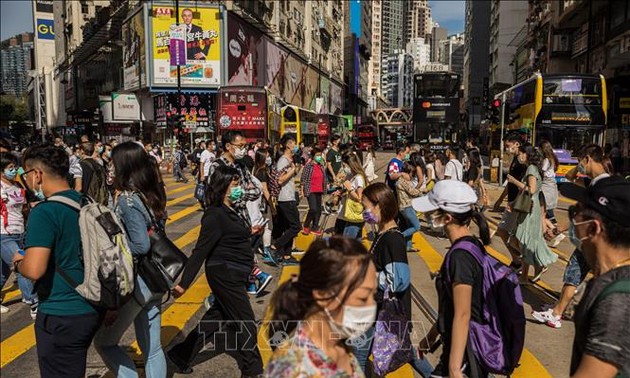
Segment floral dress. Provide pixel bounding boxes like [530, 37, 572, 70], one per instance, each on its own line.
[514, 165, 558, 267]
[264, 326, 365, 378]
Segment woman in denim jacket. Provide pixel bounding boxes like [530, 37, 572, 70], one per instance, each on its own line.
[94, 142, 168, 378]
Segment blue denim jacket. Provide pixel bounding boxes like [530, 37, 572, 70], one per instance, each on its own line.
[114, 191, 152, 257]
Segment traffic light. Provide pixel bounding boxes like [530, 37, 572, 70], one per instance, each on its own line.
[491, 99, 502, 124]
[166, 111, 182, 132]
[503, 101, 521, 125]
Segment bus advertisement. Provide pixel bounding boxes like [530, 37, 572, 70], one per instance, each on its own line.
[280, 105, 319, 146]
[357, 124, 378, 150]
[413, 72, 461, 143]
[217, 86, 268, 142]
[498, 74, 607, 182]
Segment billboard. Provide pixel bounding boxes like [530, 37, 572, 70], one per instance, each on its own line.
[227, 13, 265, 86]
[35, 0, 53, 13]
[153, 93, 215, 128]
[150, 6, 221, 87]
[112, 93, 141, 121]
[122, 7, 146, 90]
[36, 19, 55, 40]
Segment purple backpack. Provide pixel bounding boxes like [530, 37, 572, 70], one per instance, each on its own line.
[445, 240, 526, 375]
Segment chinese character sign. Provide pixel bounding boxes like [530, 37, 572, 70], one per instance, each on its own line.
[150, 6, 221, 87]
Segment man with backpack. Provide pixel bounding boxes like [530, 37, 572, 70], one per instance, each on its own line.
[172, 144, 189, 183]
[559, 176, 630, 377]
[70, 142, 109, 205]
[444, 144, 464, 181]
[13, 145, 102, 378]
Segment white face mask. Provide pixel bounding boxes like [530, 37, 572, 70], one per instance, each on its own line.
[324, 297, 377, 341]
[233, 146, 247, 160]
[429, 212, 446, 232]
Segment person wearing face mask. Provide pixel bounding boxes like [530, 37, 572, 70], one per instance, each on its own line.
[93, 141, 104, 165]
[532, 144, 613, 329]
[556, 176, 630, 377]
[252, 148, 277, 265]
[167, 165, 264, 377]
[492, 133, 528, 270]
[385, 146, 407, 197]
[0, 152, 38, 317]
[300, 147, 327, 236]
[507, 144, 557, 284]
[12, 145, 101, 377]
[269, 134, 301, 266]
[444, 144, 464, 181]
[357, 183, 433, 377]
[69, 141, 109, 205]
[100, 143, 114, 195]
[412, 180, 492, 378]
[265, 236, 377, 378]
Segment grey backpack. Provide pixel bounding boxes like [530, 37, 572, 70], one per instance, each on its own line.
[47, 195, 135, 309]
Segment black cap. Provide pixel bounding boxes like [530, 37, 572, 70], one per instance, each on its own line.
[560, 176, 630, 227]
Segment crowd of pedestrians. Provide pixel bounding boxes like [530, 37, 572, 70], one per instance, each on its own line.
[0, 132, 628, 378]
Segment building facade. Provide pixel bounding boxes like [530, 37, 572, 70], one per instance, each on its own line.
[406, 37, 431, 73]
[488, 0, 528, 92]
[463, 0, 491, 130]
[1, 33, 33, 96]
[405, 0, 432, 43]
[382, 51, 414, 108]
[368, 0, 382, 98]
[430, 24, 448, 62]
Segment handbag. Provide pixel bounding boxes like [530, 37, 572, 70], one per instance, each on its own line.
[343, 196, 364, 223]
[372, 288, 414, 376]
[512, 189, 532, 213]
[137, 195, 188, 293]
[194, 182, 205, 203]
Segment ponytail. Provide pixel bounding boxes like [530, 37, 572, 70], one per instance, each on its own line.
[472, 209, 491, 245]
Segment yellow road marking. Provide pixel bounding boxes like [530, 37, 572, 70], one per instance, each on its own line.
[559, 197, 576, 205]
[0, 326, 36, 368]
[484, 246, 557, 295]
[166, 193, 194, 207]
[412, 233, 553, 378]
[1, 284, 21, 303]
[166, 183, 195, 196]
[166, 204, 200, 225]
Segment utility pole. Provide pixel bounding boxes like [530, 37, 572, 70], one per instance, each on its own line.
[174, 0, 181, 158]
[137, 34, 143, 140]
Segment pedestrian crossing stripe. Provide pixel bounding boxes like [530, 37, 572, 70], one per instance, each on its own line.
[411, 232, 553, 378]
[166, 183, 195, 196]
[166, 204, 201, 225]
[165, 192, 195, 207]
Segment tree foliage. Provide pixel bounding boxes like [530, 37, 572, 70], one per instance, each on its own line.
[0, 95, 29, 122]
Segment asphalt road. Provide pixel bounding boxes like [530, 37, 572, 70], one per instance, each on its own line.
[1, 152, 579, 378]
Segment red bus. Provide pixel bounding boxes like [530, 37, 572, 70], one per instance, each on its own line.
[217, 86, 269, 142]
[358, 124, 378, 150]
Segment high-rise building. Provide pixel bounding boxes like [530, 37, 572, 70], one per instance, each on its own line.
[368, 0, 382, 98]
[430, 24, 448, 62]
[405, 0, 432, 42]
[488, 0, 528, 92]
[381, 1, 404, 57]
[382, 51, 414, 108]
[406, 37, 431, 73]
[439, 33, 465, 75]
[343, 0, 371, 123]
[464, 0, 491, 129]
[0, 33, 34, 96]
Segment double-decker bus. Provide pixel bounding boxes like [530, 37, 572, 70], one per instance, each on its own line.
[317, 114, 350, 148]
[217, 86, 270, 142]
[357, 124, 378, 150]
[280, 105, 319, 146]
[499, 73, 607, 182]
[412, 71, 461, 143]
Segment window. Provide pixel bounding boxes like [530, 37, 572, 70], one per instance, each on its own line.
[542, 77, 601, 105]
[80, 0, 89, 14]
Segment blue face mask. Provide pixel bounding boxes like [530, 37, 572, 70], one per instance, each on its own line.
[293, 146, 300, 154]
[577, 163, 586, 174]
[97, 146, 104, 154]
[3, 168, 17, 180]
[568, 219, 593, 250]
[34, 188, 46, 201]
[229, 186, 243, 202]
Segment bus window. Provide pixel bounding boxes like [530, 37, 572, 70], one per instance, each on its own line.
[543, 78, 601, 105]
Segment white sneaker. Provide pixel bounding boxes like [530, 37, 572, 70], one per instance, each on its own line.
[0, 305, 8, 314]
[549, 233, 566, 248]
[30, 303, 38, 320]
[531, 308, 562, 329]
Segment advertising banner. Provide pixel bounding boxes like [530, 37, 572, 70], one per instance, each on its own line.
[36, 19, 55, 40]
[150, 6, 221, 87]
[112, 93, 141, 121]
[153, 93, 215, 128]
[284, 55, 306, 107]
[218, 89, 267, 130]
[122, 7, 146, 90]
[265, 40, 288, 99]
[227, 13, 265, 86]
[169, 25, 187, 66]
[35, 0, 53, 13]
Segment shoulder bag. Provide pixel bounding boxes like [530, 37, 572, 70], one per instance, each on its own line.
[137, 195, 188, 293]
[512, 187, 532, 214]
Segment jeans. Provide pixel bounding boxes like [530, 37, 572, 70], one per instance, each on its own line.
[168, 264, 263, 375]
[400, 207, 421, 249]
[343, 222, 364, 240]
[94, 276, 166, 378]
[563, 248, 590, 287]
[275, 201, 301, 257]
[0, 233, 37, 303]
[35, 311, 102, 378]
[173, 164, 187, 182]
[304, 193, 323, 231]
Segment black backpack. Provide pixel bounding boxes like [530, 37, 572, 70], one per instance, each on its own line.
[79, 159, 109, 206]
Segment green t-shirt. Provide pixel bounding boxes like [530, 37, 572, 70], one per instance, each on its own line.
[25, 190, 96, 316]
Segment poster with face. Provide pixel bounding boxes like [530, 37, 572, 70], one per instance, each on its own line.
[227, 14, 265, 86]
[122, 8, 145, 90]
[284, 55, 306, 107]
[265, 40, 289, 100]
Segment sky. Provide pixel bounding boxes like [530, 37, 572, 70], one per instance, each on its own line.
[0, 0, 33, 41]
[429, 0, 465, 35]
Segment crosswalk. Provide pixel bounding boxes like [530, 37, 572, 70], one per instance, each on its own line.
[0, 177, 563, 377]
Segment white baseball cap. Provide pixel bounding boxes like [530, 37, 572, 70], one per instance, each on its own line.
[412, 180, 478, 214]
